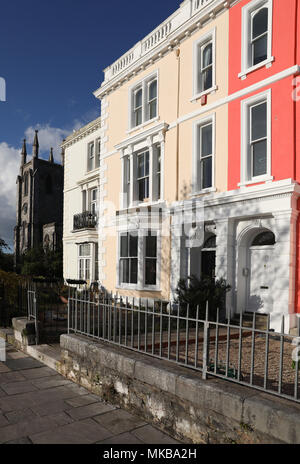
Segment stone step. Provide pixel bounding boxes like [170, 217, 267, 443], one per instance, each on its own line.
[230, 313, 268, 330]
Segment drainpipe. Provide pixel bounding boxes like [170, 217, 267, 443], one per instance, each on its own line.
[175, 46, 181, 202]
[293, 0, 299, 181]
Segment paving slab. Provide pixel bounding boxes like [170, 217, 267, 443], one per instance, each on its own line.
[0, 365, 11, 373]
[30, 418, 113, 444]
[20, 367, 58, 380]
[65, 394, 102, 408]
[4, 358, 44, 371]
[31, 399, 72, 417]
[132, 425, 181, 444]
[6, 437, 32, 444]
[30, 375, 72, 390]
[5, 408, 38, 425]
[0, 380, 38, 396]
[0, 413, 9, 427]
[94, 409, 146, 435]
[67, 402, 116, 421]
[0, 392, 37, 413]
[0, 347, 182, 444]
[0, 412, 72, 443]
[97, 432, 144, 445]
[0, 371, 26, 384]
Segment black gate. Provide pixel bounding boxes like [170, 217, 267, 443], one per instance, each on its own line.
[32, 279, 69, 344]
[0, 279, 27, 327]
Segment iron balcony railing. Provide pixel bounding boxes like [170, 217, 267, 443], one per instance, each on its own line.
[73, 211, 97, 231]
[67, 289, 300, 405]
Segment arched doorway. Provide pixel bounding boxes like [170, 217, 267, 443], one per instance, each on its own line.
[237, 228, 276, 315]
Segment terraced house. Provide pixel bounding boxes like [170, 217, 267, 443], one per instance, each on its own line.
[63, 0, 300, 333]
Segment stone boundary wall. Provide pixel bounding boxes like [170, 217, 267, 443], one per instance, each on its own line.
[60, 334, 300, 444]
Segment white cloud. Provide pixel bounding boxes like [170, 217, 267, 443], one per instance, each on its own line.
[0, 142, 20, 248]
[25, 124, 69, 163]
[0, 112, 100, 249]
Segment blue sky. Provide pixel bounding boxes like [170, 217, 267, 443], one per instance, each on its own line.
[0, 0, 178, 248]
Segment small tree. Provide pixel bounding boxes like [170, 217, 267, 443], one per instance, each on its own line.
[175, 275, 231, 319]
[20, 246, 63, 279]
[0, 238, 14, 272]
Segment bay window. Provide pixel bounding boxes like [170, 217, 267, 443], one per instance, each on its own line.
[78, 244, 91, 281]
[78, 243, 99, 282]
[122, 144, 162, 208]
[120, 233, 138, 285]
[119, 231, 159, 289]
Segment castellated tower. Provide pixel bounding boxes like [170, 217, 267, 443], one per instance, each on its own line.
[14, 130, 64, 270]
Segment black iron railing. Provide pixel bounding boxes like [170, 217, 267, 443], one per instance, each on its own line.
[73, 211, 97, 230]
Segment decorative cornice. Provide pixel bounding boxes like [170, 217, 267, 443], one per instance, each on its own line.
[115, 122, 169, 153]
[94, 0, 235, 99]
[62, 116, 102, 149]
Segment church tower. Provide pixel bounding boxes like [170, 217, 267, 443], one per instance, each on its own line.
[14, 131, 64, 270]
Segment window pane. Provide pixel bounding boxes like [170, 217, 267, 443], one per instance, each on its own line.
[79, 244, 90, 257]
[79, 259, 83, 279]
[253, 35, 267, 65]
[85, 259, 90, 280]
[145, 259, 156, 285]
[201, 124, 212, 157]
[129, 234, 138, 257]
[202, 157, 212, 189]
[145, 152, 149, 176]
[135, 89, 142, 108]
[251, 102, 267, 141]
[120, 235, 128, 258]
[252, 8, 268, 39]
[150, 100, 157, 119]
[138, 178, 145, 201]
[202, 67, 212, 91]
[135, 108, 142, 126]
[130, 258, 138, 284]
[146, 235, 157, 258]
[149, 80, 157, 100]
[121, 259, 129, 284]
[138, 155, 145, 178]
[252, 140, 267, 177]
[202, 42, 212, 68]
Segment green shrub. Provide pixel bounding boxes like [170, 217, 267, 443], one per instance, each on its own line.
[175, 275, 231, 319]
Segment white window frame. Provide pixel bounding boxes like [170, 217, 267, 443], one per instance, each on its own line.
[240, 89, 273, 186]
[78, 243, 98, 282]
[117, 229, 161, 291]
[121, 144, 163, 209]
[87, 142, 95, 172]
[192, 28, 217, 102]
[89, 188, 98, 215]
[239, 0, 274, 80]
[128, 71, 159, 131]
[192, 113, 216, 195]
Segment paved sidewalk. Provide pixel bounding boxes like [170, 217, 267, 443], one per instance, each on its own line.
[0, 344, 180, 444]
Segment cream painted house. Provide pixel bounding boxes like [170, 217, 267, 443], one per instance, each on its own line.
[63, 0, 300, 333]
[91, 0, 231, 302]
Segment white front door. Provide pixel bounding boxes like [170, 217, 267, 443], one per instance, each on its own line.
[247, 246, 274, 313]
